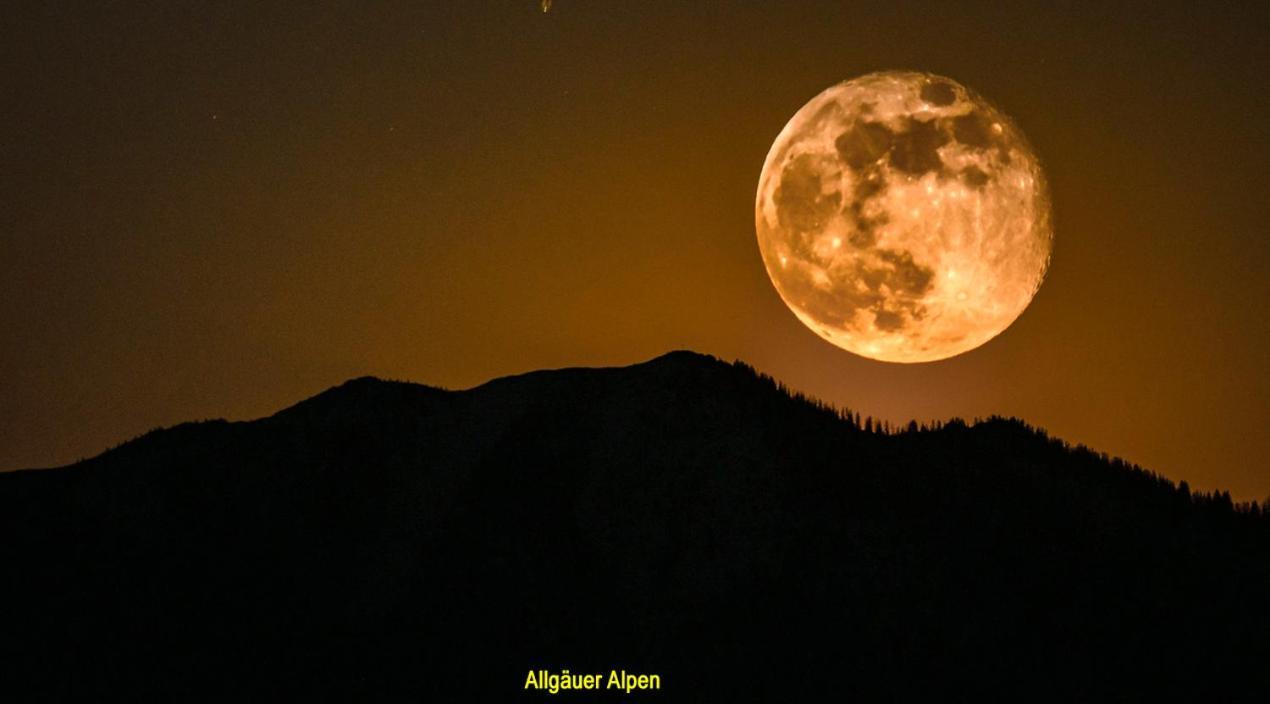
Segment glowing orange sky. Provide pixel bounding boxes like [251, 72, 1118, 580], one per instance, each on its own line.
[3, 2, 1268, 499]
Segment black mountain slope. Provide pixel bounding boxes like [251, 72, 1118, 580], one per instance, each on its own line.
[1, 351, 1267, 701]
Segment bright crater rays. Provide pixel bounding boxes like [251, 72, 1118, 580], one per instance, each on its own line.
[756, 71, 1052, 363]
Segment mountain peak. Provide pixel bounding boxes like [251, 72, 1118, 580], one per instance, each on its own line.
[639, 348, 726, 367]
[1, 351, 1265, 699]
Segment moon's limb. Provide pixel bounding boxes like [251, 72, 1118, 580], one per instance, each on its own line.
[756, 71, 1052, 363]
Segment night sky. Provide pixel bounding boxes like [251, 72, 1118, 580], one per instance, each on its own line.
[4, 2, 1268, 499]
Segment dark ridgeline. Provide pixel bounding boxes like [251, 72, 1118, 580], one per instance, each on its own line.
[1, 351, 1267, 701]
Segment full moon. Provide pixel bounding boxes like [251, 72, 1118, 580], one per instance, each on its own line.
[756, 71, 1052, 363]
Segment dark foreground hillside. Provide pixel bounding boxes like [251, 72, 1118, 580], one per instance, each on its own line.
[2, 351, 1267, 701]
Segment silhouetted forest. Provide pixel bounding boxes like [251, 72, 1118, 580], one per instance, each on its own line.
[1, 351, 1267, 700]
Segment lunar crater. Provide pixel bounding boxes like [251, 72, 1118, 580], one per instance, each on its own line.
[756, 71, 1052, 363]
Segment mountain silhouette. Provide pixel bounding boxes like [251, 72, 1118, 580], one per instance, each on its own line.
[2, 351, 1267, 701]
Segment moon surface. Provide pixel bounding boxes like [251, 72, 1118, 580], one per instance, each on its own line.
[756, 71, 1052, 363]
